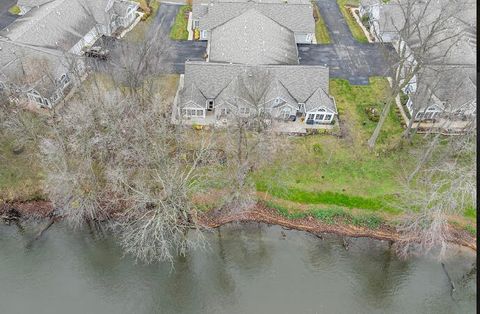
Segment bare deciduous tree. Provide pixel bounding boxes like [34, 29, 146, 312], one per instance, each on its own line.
[217, 69, 288, 211]
[394, 123, 476, 258]
[368, 0, 469, 148]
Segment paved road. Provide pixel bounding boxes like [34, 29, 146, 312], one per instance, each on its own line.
[110, 3, 394, 85]
[298, 43, 396, 85]
[296, 0, 396, 84]
[315, 0, 355, 45]
[0, 0, 19, 30]
[148, 4, 207, 73]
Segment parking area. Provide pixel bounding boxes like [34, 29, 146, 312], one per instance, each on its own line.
[88, 3, 395, 84]
[0, 0, 19, 30]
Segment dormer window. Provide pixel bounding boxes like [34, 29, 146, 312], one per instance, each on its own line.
[298, 103, 305, 112]
[207, 99, 214, 111]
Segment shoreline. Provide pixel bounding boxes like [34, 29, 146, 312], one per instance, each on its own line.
[2, 200, 476, 251]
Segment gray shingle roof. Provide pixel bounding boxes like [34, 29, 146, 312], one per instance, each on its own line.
[17, 0, 52, 7]
[1, 0, 116, 51]
[264, 80, 298, 109]
[195, 1, 315, 33]
[208, 9, 299, 65]
[180, 61, 331, 108]
[0, 39, 71, 96]
[305, 87, 336, 113]
[178, 83, 206, 109]
[415, 66, 476, 113]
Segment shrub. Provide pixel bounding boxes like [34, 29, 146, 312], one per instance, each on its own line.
[365, 106, 380, 122]
[312, 143, 323, 155]
[310, 207, 351, 224]
[351, 214, 383, 229]
[9, 5, 21, 15]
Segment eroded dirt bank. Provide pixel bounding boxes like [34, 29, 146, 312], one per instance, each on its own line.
[1, 200, 476, 251]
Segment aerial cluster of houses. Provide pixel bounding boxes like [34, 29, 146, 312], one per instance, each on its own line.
[174, 0, 338, 129]
[360, 0, 476, 128]
[0, 0, 139, 109]
[0, 0, 476, 134]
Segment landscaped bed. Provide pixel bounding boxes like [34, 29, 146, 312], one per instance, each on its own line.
[170, 5, 191, 40]
[8, 5, 21, 15]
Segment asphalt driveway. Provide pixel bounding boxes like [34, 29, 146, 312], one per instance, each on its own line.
[296, 0, 396, 84]
[0, 0, 19, 30]
[314, 0, 355, 45]
[148, 3, 207, 73]
[298, 43, 396, 85]
[114, 3, 395, 84]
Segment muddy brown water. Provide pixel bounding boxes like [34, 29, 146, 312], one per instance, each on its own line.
[0, 222, 476, 313]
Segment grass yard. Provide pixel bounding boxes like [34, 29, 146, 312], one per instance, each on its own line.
[254, 78, 411, 213]
[170, 5, 191, 40]
[337, 0, 369, 43]
[312, 2, 331, 44]
[0, 137, 44, 202]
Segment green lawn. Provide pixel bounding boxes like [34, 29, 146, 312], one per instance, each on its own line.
[170, 5, 191, 40]
[0, 137, 44, 202]
[312, 2, 331, 44]
[337, 0, 369, 43]
[255, 78, 410, 213]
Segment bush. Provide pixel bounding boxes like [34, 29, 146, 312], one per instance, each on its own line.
[9, 5, 20, 15]
[400, 92, 409, 106]
[365, 106, 380, 122]
[310, 207, 351, 224]
[351, 214, 383, 229]
[312, 143, 323, 155]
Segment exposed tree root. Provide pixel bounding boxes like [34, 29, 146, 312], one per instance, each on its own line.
[197, 205, 477, 251]
[2, 200, 476, 252]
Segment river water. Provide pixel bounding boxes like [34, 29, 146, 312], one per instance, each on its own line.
[0, 222, 476, 314]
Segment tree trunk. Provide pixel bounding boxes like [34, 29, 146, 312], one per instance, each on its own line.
[367, 101, 392, 149]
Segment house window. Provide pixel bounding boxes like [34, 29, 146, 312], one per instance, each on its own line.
[207, 99, 214, 110]
[239, 107, 250, 115]
[201, 30, 207, 38]
[315, 114, 325, 120]
[306, 33, 313, 42]
[220, 108, 230, 116]
[181, 108, 203, 117]
[193, 20, 199, 28]
[281, 108, 291, 119]
[324, 114, 332, 121]
[58, 73, 70, 88]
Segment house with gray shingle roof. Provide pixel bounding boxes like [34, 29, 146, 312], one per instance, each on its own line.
[175, 61, 337, 126]
[360, 0, 476, 130]
[1, 0, 139, 109]
[207, 9, 299, 65]
[192, 0, 315, 43]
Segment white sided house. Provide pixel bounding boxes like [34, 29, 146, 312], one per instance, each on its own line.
[175, 61, 337, 126]
[0, 0, 139, 109]
[192, 0, 315, 43]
